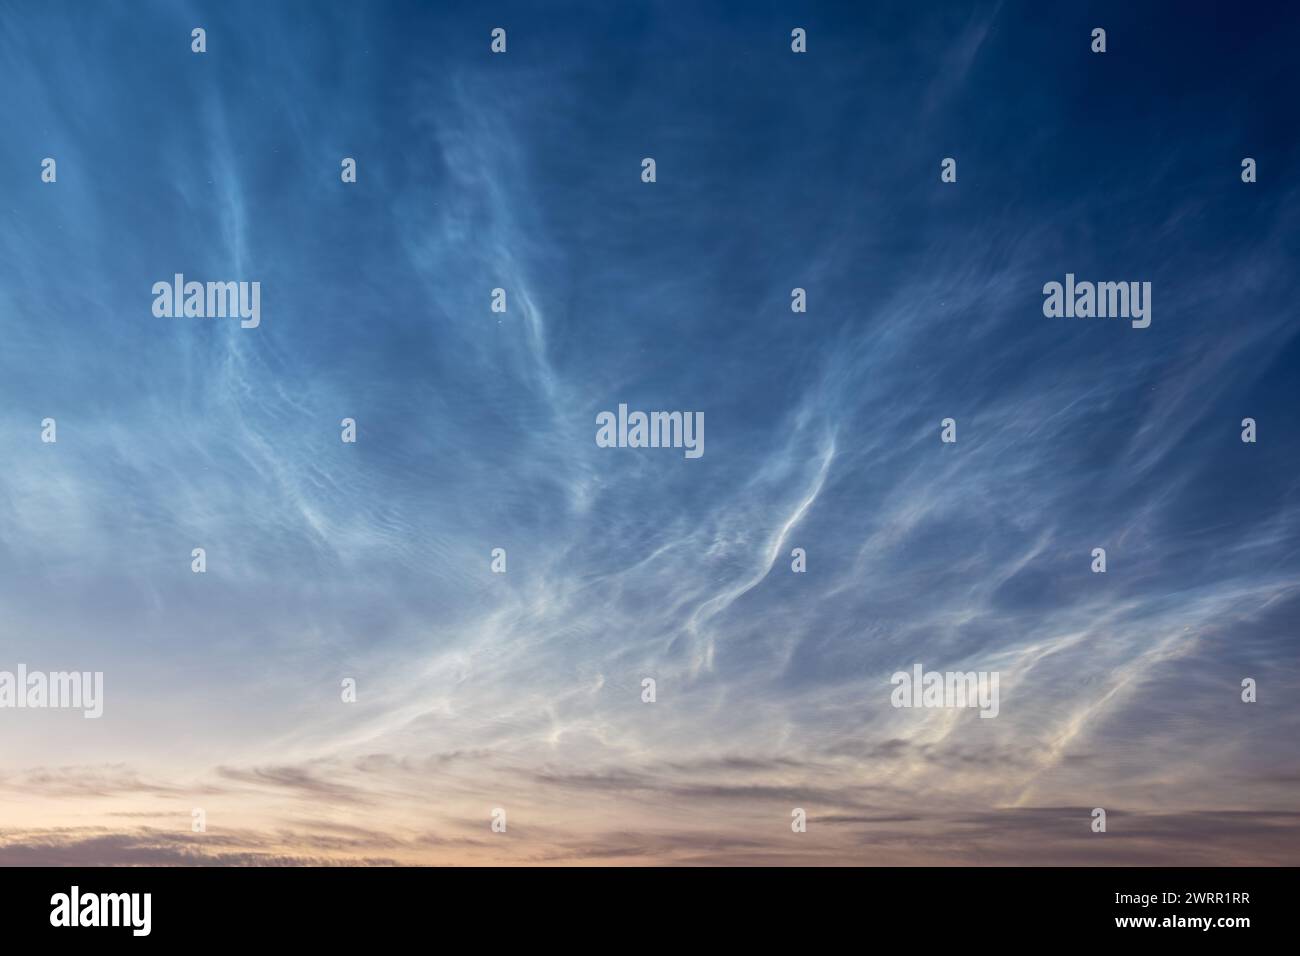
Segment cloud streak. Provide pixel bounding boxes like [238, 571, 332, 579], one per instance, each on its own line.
[0, 0, 1296, 864]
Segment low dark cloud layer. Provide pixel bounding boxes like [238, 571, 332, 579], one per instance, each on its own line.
[0, 1, 1296, 864]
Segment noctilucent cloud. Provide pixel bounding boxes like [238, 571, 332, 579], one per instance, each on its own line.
[1, 0, 1297, 864]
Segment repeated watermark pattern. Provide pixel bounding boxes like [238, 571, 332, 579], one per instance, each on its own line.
[0, 5, 1293, 876]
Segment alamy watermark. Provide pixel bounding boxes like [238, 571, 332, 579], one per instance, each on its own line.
[50, 886, 150, 936]
[152, 274, 261, 328]
[595, 403, 704, 459]
[1042, 273, 1151, 328]
[890, 663, 999, 718]
[0, 665, 103, 718]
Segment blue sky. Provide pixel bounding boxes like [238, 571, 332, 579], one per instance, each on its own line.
[0, 0, 1297, 864]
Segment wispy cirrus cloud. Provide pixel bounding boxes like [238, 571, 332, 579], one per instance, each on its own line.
[0, 0, 1296, 864]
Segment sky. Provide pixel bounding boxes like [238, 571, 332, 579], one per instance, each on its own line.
[0, 0, 1298, 865]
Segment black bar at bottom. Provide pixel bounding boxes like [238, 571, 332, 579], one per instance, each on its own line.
[0, 865, 1286, 943]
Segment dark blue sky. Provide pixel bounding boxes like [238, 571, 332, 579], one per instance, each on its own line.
[0, 0, 1297, 864]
